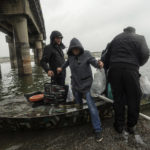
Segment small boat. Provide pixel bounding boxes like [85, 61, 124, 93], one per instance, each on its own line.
[0, 96, 112, 131]
[0, 89, 149, 131]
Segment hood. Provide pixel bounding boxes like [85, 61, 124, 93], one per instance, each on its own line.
[50, 30, 65, 49]
[50, 31, 63, 42]
[67, 38, 84, 55]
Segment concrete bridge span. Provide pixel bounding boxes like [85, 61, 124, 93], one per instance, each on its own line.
[0, 0, 46, 75]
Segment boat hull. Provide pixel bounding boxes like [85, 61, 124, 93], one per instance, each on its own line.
[0, 100, 112, 131]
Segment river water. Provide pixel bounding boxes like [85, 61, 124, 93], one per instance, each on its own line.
[0, 62, 49, 101]
[0, 60, 150, 101]
[0, 60, 150, 150]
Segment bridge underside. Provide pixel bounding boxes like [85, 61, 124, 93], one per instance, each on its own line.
[0, 0, 46, 75]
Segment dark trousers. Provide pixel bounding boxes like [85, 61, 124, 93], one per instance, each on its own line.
[51, 71, 66, 86]
[108, 63, 142, 127]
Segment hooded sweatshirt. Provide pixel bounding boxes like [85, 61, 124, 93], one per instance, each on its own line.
[62, 38, 99, 93]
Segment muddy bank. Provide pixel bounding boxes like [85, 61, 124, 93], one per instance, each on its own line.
[0, 116, 150, 150]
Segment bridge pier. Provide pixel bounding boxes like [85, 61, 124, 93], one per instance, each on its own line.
[34, 41, 43, 65]
[33, 49, 38, 65]
[6, 36, 17, 69]
[0, 64, 1, 78]
[13, 16, 32, 76]
[0, 0, 46, 76]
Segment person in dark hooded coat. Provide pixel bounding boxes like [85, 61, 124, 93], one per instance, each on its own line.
[101, 27, 149, 134]
[40, 31, 66, 85]
[57, 38, 104, 142]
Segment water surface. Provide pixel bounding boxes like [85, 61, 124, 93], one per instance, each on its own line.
[0, 60, 150, 101]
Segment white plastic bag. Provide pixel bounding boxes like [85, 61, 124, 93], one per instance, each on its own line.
[91, 69, 106, 97]
[66, 84, 74, 102]
[140, 75, 150, 95]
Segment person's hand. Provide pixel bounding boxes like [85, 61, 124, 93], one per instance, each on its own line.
[98, 61, 104, 69]
[57, 67, 62, 74]
[48, 70, 54, 77]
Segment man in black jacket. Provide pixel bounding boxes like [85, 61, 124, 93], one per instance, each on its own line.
[101, 27, 149, 134]
[41, 31, 66, 85]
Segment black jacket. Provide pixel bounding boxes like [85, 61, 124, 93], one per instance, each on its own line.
[40, 31, 66, 78]
[101, 32, 149, 69]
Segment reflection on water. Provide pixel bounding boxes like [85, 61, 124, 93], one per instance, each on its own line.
[0, 59, 150, 101]
[0, 62, 50, 101]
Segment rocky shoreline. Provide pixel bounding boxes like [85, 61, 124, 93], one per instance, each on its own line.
[0, 116, 149, 150]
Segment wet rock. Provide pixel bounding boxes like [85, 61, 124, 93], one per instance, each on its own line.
[5, 144, 22, 150]
[134, 134, 147, 147]
[0, 118, 150, 150]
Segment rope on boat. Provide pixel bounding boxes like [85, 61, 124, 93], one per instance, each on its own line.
[98, 95, 150, 121]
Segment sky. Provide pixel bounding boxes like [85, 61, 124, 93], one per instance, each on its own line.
[0, 0, 150, 57]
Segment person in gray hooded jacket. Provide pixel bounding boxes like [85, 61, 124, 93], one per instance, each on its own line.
[57, 38, 104, 142]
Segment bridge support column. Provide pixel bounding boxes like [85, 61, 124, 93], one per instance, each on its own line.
[6, 36, 17, 68]
[0, 64, 1, 78]
[33, 49, 38, 65]
[35, 41, 43, 66]
[13, 16, 32, 76]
